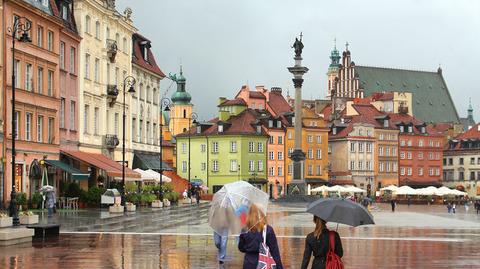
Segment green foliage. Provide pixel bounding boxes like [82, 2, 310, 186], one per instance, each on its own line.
[83, 187, 104, 206]
[31, 192, 43, 206]
[164, 192, 180, 203]
[125, 182, 138, 194]
[141, 184, 155, 194]
[161, 183, 174, 193]
[126, 193, 140, 204]
[65, 182, 83, 198]
[16, 193, 27, 206]
[140, 193, 156, 205]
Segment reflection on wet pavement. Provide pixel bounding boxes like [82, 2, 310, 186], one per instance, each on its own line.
[1, 203, 480, 268]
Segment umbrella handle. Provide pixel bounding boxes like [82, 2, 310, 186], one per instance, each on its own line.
[336, 223, 339, 231]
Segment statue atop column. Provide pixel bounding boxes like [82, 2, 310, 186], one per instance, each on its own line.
[292, 32, 304, 58]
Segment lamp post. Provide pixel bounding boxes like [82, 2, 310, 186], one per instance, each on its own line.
[188, 112, 198, 184]
[159, 97, 171, 199]
[121, 76, 136, 207]
[8, 17, 32, 225]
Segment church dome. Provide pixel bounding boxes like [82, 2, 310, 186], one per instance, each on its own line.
[171, 91, 191, 104]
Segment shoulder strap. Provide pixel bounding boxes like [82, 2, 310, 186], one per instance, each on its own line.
[262, 225, 267, 244]
[328, 231, 336, 251]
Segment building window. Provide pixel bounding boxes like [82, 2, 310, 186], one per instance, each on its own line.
[47, 31, 53, 51]
[418, 152, 424, 159]
[278, 166, 283, 176]
[428, 152, 433, 160]
[114, 113, 119, 136]
[288, 132, 293, 140]
[258, 160, 264, 172]
[429, 140, 434, 147]
[350, 161, 355, 170]
[379, 146, 383, 156]
[386, 162, 391, 172]
[25, 113, 32, 141]
[123, 37, 127, 51]
[379, 162, 384, 172]
[212, 160, 219, 172]
[288, 164, 293, 175]
[94, 58, 100, 82]
[230, 160, 237, 172]
[70, 101, 75, 130]
[350, 142, 356, 152]
[181, 143, 187, 154]
[419, 168, 424, 176]
[269, 166, 275, 176]
[83, 105, 89, 134]
[379, 133, 384, 140]
[459, 158, 464, 165]
[37, 67, 43, 94]
[258, 142, 264, 152]
[366, 142, 372, 153]
[358, 142, 364, 152]
[366, 161, 371, 171]
[308, 165, 313, 176]
[269, 151, 274, 160]
[308, 149, 313, 159]
[37, 115, 43, 142]
[60, 98, 65, 128]
[407, 167, 412, 176]
[212, 142, 219, 153]
[316, 135, 322, 144]
[400, 140, 406, 146]
[407, 152, 412, 160]
[436, 168, 440, 176]
[278, 152, 284, 161]
[85, 54, 90, 79]
[132, 118, 137, 142]
[201, 162, 206, 171]
[393, 162, 397, 172]
[269, 136, 274, 144]
[47, 70, 53, 96]
[400, 152, 405, 159]
[248, 142, 255, 153]
[47, 117, 54, 143]
[358, 161, 363, 170]
[85, 15, 91, 33]
[400, 167, 405, 176]
[95, 21, 100, 39]
[24, 63, 32, 91]
[470, 171, 475, 180]
[70, 47, 75, 74]
[316, 165, 321, 176]
[288, 148, 293, 157]
[182, 161, 187, 173]
[201, 144, 206, 152]
[60, 42, 65, 69]
[316, 149, 322, 159]
[230, 141, 237, 152]
[429, 168, 434, 176]
[37, 26, 43, 47]
[249, 160, 255, 172]
[419, 140, 424, 147]
[471, 158, 475, 165]
[139, 120, 143, 142]
[278, 136, 283, 145]
[307, 135, 313, 143]
[94, 107, 99, 135]
[459, 171, 464, 180]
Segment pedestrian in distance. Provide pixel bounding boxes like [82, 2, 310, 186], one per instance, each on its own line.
[452, 203, 456, 214]
[465, 201, 469, 213]
[476, 201, 480, 214]
[390, 199, 396, 212]
[195, 187, 201, 205]
[301, 216, 343, 269]
[238, 204, 283, 269]
[214, 230, 228, 265]
[182, 189, 188, 200]
[447, 203, 452, 213]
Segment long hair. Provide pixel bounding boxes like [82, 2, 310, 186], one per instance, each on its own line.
[246, 204, 267, 233]
[313, 216, 327, 238]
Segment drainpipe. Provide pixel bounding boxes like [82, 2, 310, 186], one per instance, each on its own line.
[206, 135, 209, 192]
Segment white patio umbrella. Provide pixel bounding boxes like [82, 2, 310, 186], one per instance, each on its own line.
[380, 185, 399, 192]
[416, 186, 438, 196]
[311, 185, 331, 193]
[133, 168, 153, 181]
[394, 186, 418, 195]
[329, 185, 347, 192]
[145, 169, 172, 183]
[343, 185, 367, 193]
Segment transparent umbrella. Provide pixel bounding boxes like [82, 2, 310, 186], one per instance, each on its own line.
[208, 181, 269, 236]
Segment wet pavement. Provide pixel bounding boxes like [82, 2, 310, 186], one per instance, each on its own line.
[1, 203, 480, 268]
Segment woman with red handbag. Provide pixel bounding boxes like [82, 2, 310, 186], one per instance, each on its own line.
[238, 204, 283, 269]
[301, 216, 343, 269]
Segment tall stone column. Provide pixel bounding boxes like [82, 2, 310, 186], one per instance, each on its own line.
[287, 35, 308, 195]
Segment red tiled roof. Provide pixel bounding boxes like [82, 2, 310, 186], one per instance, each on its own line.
[427, 123, 453, 135]
[218, 98, 247, 107]
[249, 91, 266, 99]
[62, 150, 140, 178]
[320, 105, 332, 119]
[132, 33, 165, 77]
[455, 123, 480, 140]
[267, 91, 292, 116]
[370, 92, 394, 101]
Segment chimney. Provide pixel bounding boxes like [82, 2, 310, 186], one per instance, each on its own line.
[255, 85, 265, 92]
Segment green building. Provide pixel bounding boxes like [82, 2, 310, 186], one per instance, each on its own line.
[176, 98, 268, 193]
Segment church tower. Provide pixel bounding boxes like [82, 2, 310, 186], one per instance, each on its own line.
[169, 66, 193, 136]
[327, 40, 341, 97]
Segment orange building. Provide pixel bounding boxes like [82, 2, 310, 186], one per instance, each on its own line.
[286, 108, 329, 189]
[3, 0, 66, 201]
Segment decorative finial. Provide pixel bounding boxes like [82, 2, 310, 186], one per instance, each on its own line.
[292, 33, 304, 58]
[345, 41, 349, 51]
[300, 32, 303, 41]
[334, 38, 337, 50]
[469, 97, 473, 110]
[180, 64, 183, 75]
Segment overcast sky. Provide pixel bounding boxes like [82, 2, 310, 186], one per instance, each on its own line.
[117, 0, 480, 122]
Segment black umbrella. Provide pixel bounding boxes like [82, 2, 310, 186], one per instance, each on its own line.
[307, 198, 375, 227]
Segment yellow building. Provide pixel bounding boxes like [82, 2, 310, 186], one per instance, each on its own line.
[169, 67, 193, 136]
[286, 108, 329, 188]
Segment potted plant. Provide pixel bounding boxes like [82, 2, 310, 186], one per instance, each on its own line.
[31, 192, 43, 209]
[109, 203, 124, 213]
[0, 212, 13, 228]
[125, 193, 138, 212]
[126, 202, 136, 212]
[19, 211, 39, 225]
[16, 192, 27, 211]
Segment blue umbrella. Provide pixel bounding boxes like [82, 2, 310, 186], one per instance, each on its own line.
[307, 198, 375, 227]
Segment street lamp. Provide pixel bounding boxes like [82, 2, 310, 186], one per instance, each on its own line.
[8, 16, 31, 225]
[159, 97, 171, 200]
[121, 76, 136, 207]
[188, 112, 198, 184]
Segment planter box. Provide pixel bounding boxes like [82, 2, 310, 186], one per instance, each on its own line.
[152, 200, 163, 208]
[0, 217, 13, 228]
[181, 198, 191, 204]
[109, 205, 124, 214]
[163, 199, 171, 207]
[19, 215, 39, 225]
[126, 204, 136, 212]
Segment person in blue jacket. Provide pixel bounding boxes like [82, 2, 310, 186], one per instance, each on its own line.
[238, 204, 283, 269]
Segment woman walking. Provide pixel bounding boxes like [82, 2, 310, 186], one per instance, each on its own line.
[301, 216, 343, 269]
[238, 204, 283, 269]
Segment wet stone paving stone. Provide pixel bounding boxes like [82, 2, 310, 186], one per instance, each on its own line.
[1, 203, 480, 268]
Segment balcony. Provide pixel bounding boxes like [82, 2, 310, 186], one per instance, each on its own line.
[104, 134, 119, 149]
[106, 39, 118, 63]
[107, 85, 118, 106]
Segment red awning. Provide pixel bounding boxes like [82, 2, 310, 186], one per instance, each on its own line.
[62, 150, 140, 179]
